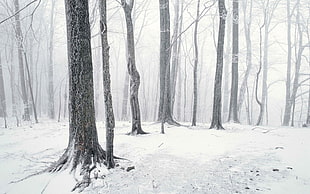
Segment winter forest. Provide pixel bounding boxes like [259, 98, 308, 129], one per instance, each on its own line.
[0, 0, 310, 193]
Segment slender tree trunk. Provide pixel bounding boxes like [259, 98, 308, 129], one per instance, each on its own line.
[0, 53, 7, 128]
[228, 0, 239, 123]
[307, 88, 310, 125]
[255, 23, 265, 126]
[24, 53, 38, 123]
[283, 0, 292, 126]
[238, 0, 253, 116]
[50, 1, 108, 190]
[58, 85, 62, 122]
[210, 0, 227, 129]
[14, 0, 30, 121]
[222, 7, 231, 121]
[48, 0, 55, 119]
[99, 0, 116, 168]
[63, 77, 68, 119]
[170, 0, 183, 115]
[121, 73, 129, 120]
[122, 0, 146, 134]
[192, 0, 200, 126]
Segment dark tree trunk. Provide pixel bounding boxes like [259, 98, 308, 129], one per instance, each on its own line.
[192, 0, 200, 126]
[228, 0, 239, 123]
[158, 0, 179, 125]
[50, 0, 108, 190]
[0, 53, 7, 128]
[121, 0, 146, 135]
[14, 0, 30, 121]
[48, 0, 55, 119]
[99, 0, 115, 168]
[210, 0, 227, 130]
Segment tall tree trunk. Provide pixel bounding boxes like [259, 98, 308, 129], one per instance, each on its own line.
[283, 0, 303, 126]
[122, 0, 146, 134]
[228, 0, 239, 123]
[238, 0, 253, 116]
[158, 0, 179, 125]
[222, 5, 231, 121]
[48, 0, 55, 119]
[255, 23, 265, 126]
[99, 0, 116, 168]
[24, 53, 38, 123]
[14, 0, 30, 121]
[282, 0, 292, 126]
[170, 0, 183, 115]
[50, 0, 108, 190]
[210, 0, 227, 129]
[0, 53, 7, 128]
[192, 0, 200, 126]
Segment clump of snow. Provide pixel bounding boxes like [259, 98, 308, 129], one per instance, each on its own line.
[0, 119, 309, 193]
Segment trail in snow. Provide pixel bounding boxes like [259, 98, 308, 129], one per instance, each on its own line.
[0, 120, 309, 193]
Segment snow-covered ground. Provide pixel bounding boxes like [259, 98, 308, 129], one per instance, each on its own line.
[0, 120, 309, 193]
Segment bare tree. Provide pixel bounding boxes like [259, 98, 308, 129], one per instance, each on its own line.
[13, 0, 30, 121]
[99, 0, 116, 168]
[238, 0, 253, 119]
[158, 0, 179, 126]
[228, 0, 239, 123]
[192, 0, 200, 126]
[210, 0, 227, 129]
[121, 0, 147, 134]
[49, 0, 109, 190]
[48, 0, 55, 119]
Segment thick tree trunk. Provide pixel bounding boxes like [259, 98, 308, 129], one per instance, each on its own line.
[14, 0, 30, 121]
[48, 0, 55, 119]
[228, 0, 239, 123]
[99, 0, 115, 168]
[158, 0, 179, 125]
[192, 0, 200, 126]
[0, 53, 7, 128]
[50, 1, 108, 190]
[122, 0, 146, 134]
[238, 0, 253, 116]
[210, 0, 227, 129]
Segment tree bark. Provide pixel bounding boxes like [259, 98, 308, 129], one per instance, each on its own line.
[50, 0, 108, 190]
[99, 0, 115, 168]
[228, 0, 239, 123]
[210, 0, 227, 129]
[14, 0, 30, 121]
[122, 0, 146, 134]
[192, 0, 200, 126]
[158, 0, 179, 125]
